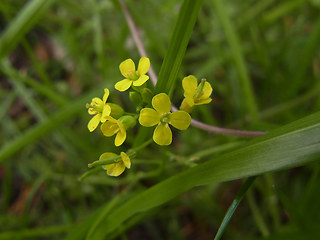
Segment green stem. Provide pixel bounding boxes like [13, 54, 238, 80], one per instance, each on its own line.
[78, 167, 104, 181]
[87, 138, 153, 168]
[88, 156, 121, 168]
[131, 138, 153, 153]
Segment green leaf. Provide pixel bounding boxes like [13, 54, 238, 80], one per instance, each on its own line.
[89, 111, 320, 239]
[154, 0, 204, 95]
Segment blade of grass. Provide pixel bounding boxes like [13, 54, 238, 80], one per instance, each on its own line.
[214, 176, 257, 240]
[154, 0, 204, 95]
[89, 111, 320, 238]
[0, 224, 72, 240]
[0, 0, 55, 60]
[212, 0, 258, 122]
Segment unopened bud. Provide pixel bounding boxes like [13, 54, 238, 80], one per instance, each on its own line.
[107, 103, 124, 119]
[141, 88, 153, 104]
[129, 91, 142, 105]
[118, 115, 136, 129]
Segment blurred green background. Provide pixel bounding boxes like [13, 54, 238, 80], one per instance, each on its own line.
[0, 0, 320, 239]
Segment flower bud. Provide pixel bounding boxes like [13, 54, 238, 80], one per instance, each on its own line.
[107, 103, 124, 119]
[129, 91, 142, 105]
[118, 115, 136, 130]
[141, 88, 153, 104]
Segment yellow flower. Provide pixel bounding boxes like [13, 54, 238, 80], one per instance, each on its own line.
[139, 93, 191, 146]
[115, 57, 150, 92]
[87, 88, 111, 132]
[182, 75, 212, 107]
[100, 116, 127, 147]
[100, 152, 131, 177]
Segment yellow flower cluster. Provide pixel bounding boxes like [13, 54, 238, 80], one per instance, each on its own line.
[87, 57, 213, 176]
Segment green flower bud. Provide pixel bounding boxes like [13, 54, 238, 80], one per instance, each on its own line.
[141, 88, 153, 104]
[118, 115, 137, 130]
[129, 91, 142, 105]
[107, 103, 124, 119]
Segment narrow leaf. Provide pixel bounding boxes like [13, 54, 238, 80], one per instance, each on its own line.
[89, 111, 320, 238]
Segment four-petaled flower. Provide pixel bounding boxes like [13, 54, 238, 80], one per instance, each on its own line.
[100, 152, 131, 176]
[115, 57, 150, 92]
[139, 93, 191, 146]
[182, 75, 212, 107]
[100, 116, 127, 146]
[87, 88, 111, 132]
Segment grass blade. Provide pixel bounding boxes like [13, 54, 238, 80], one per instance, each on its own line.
[154, 0, 204, 95]
[88, 111, 320, 238]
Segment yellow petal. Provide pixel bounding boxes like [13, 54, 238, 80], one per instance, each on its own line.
[100, 152, 118, 169]
[100, 152, 117, 160]
[88, 108, 97, 115]
[169, 111, 191, 130]
[88, 114, 101, 132]
[132, 75, 149, 86]
[100, 121, 119, 136]
[139, 108, 160, 127]
[182, 75, 198, 96]
[194, 98, 212, 105]
[153, 123, 172, 146]
[115, 127, 126, 146]
[119, 58, 135, 78]
[184, 94, 195, 107]
[201, 81, 213, 99]
[101, 104, 111, 122]
[104, 115, 118, 123]
[179, 98, 194, 113]
[115, 79, 133, 92]
[91, 97, 103, 106]
[137, 57, 150, 76]
[152, 93, 171, 114]
[102, 88, 109, 104]
[105, 163, 126, 177]
[120, 152, 131, 168]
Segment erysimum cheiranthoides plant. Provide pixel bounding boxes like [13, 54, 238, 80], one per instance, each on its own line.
[86, 57, 212, 177]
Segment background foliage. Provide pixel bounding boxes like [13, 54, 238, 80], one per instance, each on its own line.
[0, 0, 320, 239]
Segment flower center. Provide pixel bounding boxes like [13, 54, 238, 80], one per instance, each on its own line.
[160, 112, 170, 124]
[127, 70, 139, 80]
[88, 104, 103, 113]
[193, 78, 206, 102]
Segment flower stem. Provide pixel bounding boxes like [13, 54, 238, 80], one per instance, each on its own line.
[88, 156, 120, 168]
